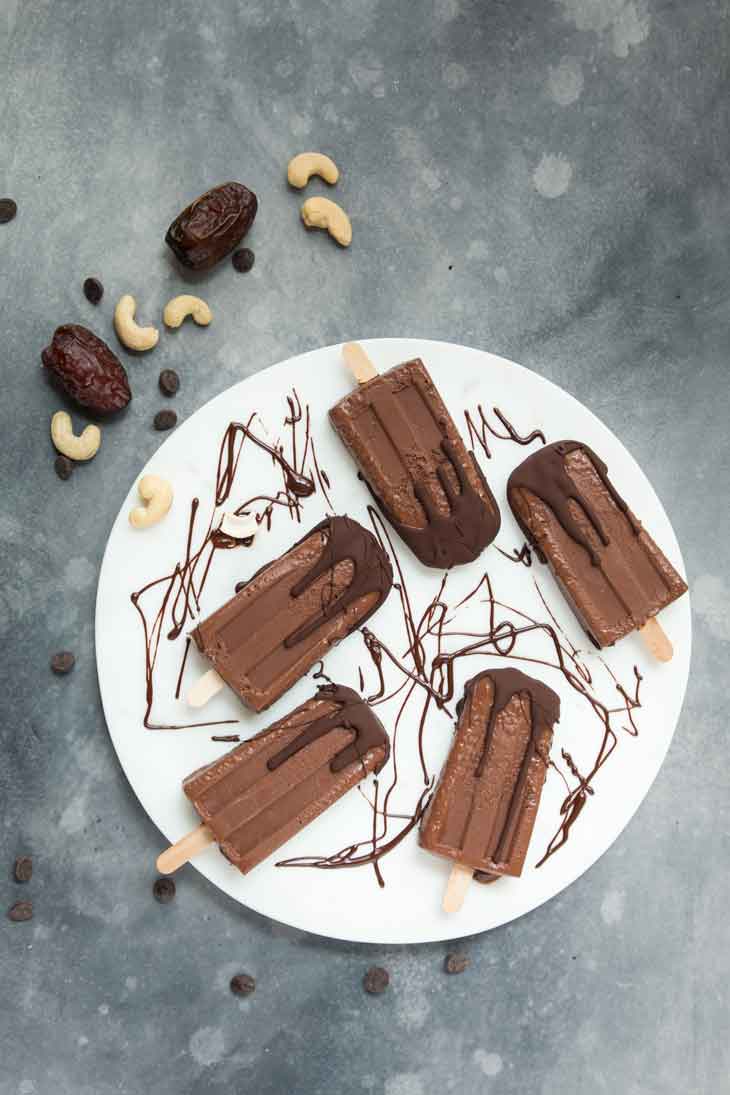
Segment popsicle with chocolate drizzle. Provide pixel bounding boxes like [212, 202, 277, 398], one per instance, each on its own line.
[157, 685, 390, 875]
[187, 515, 393, 712]
[507, 441, 687, 660]
[419, 668, 560, 912]
[329, 344, 501, 569]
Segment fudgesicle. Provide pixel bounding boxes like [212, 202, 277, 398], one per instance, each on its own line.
[184, 685, 390, 874]
[420, 668, 560, 878]
[507, 441, 687, 649]
[329, 358, 500, 568]
[192, 516, 393, 712]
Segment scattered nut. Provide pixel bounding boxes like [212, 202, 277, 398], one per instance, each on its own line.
[220, 513, 257, 541]
[230, 973, 256, 997]
[83, 277, 104, 304]
[301, 197, 352, 247]
[51, 411, 101, 461]
[232, 247, 255, 273]
[163, 294, 212, 329]
[14, 856, 33, 883]
[287, 152, 339, 189]
[54, 454, 73, 480]
[158, 369, 180, 397]
[8, 900, 33, 922]
[129, 475, 173, 530]
[51, 651, 75, 675]
[114, 294, 159, 352]
[363, 966, 389, 994]
[153, 409, 178, 432]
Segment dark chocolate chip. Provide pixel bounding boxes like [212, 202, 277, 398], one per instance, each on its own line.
[230, 973, 256, 996]
[444, 953, 469, 975]
[154, 409, 178, 432]
[83, 277, 104, 305]
[473, 870, 499, 885]
[232, 247, 255, 273]
[8, 900, 33, 922]
[0, 198, 17, 224]
[158, 369, 180, 397]
[363, 966, 389, 994]
[153, 876, 176, 904]
[54, 454, 74, 481]
[14, 856, 33, 883]
[51, 651, 75, 675]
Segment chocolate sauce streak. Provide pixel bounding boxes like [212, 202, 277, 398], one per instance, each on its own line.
[284, 516, 393, 647]
[508, 441, 641, 566]
[465, 668, 560, 778]
[497, 543, 533, 567]
[464, 404, 546, 461]
[130, 390, 326, 730]
[268, 685, 390, 775]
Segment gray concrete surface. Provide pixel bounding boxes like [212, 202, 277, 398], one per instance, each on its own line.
[2, 1, 729, 1092]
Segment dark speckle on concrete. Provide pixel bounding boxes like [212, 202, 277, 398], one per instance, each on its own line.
[1, 1, 728, 1092]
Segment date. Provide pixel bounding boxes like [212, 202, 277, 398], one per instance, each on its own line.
[165, 181, 258, 270]
[42, 325, 131, 414]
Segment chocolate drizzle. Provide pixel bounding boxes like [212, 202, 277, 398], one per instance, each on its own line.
[464, 404, 546, 461]
[497, 543, 533, 567]
[508, 441, 640, 566]
[462, 668, 561, 778]
[284, 516, 393, 647]
[268, 684, 390, 774]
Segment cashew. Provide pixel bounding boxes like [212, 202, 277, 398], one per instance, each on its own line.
[50, 411, 101, 461]
[301, 197, 352, 247]
[163, 294, 212, 329]
[129, 475, 173, 529]
[287, 152, 339, 189]
[220, 513, 257, 540]
[114, 294, 159, 352]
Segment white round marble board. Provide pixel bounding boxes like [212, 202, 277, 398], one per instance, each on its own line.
[95, 338, 691, 945]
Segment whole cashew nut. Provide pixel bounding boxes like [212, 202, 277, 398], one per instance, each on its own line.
[287, 152, 339, 189]
[129, 475, 173, 529]
[301, 197, 352, 247]
[163, 295, 212, 329]
[51, 411, 101, 461]
[114, 294, 159, 352]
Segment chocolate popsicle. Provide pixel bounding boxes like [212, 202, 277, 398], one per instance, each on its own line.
[507, 441, 687, 654]
[158, 685, 389, 876]
[420, 669, 559, 905]
[329, 352, 500, 568]
[190, 516, 392, 713]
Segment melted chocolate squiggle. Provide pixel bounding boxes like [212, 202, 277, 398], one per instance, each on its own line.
[464, 404, 546, 461]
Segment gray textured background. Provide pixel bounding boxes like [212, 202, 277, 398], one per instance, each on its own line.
[2, 1, 729, 1092]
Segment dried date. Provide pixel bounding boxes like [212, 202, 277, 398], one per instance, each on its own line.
[165, 182, 258, 271]
[42, 325, 131, 414]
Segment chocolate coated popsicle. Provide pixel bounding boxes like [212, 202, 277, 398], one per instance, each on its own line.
[420, 668, 560, 879]
[507, 441, 687, 650]
[180, 685, 389, 875]
[329, 358, 500, 568]
[192, 516, 392, 712]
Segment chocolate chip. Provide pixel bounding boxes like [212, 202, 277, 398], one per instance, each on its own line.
[473, 870, 499, 885]
[8, 900, 32, 922]
[54, 454, 73, 481]
[0, 198, 17, 224]
[154, 409, 178, 432]
[363, 966, 389, 994]
[153, 876, 176, 904]
[232, 247, 255, 273]
[51, 651, 75, 675]
[158, 369, 180, 397]
[14, 856, 33, 883]
[230, 973, 256, 996]
[444, 953, 469, 975]
[83, 277, 104, 305]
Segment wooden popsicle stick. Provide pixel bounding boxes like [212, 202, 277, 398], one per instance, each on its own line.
[156, 824, 215, 874]
[187, 668, 225, 708]
[442, 862, 474, 913]
[343, 342, 378, 384]
[638, 616, 673, 663]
